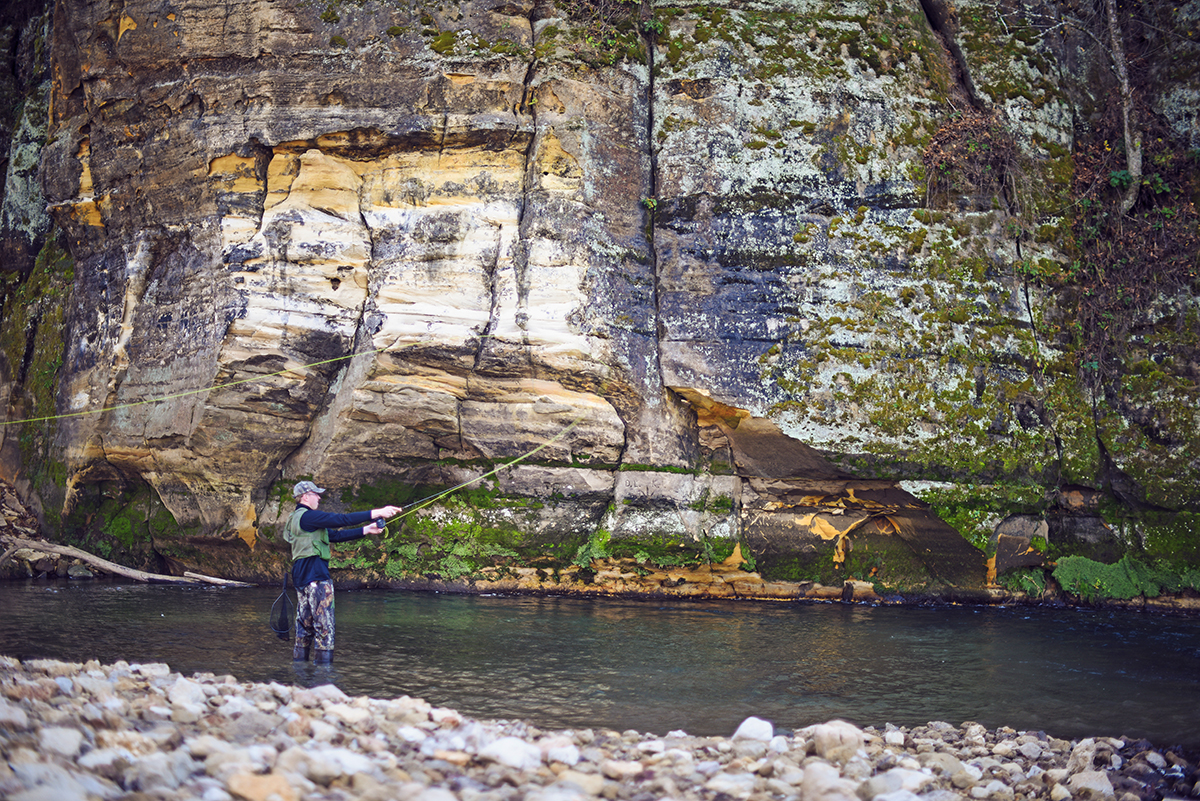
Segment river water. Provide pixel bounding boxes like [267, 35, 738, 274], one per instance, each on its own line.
[1, 580, 1198, 747]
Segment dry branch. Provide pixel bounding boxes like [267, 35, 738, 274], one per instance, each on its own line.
[0, 535, 254, 587]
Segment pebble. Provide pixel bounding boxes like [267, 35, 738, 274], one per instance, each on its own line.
[1, 656, 1198, 801]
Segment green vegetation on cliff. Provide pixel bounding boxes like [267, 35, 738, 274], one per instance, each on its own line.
[1052, 554, 1200, 602]
[0, 233, 72, 522]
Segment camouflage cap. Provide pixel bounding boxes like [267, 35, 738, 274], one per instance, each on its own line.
[293, 480, 327, 498]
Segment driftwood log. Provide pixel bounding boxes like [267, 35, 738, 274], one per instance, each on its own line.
[0, 535, 254, 587]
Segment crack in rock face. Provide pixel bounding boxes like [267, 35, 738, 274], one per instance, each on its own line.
[2, 0, 1197, 599]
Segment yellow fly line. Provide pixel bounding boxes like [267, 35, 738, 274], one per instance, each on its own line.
[380, 414, 585, 526]
[2, 336, 589, 517]
[1, 344, 404, 427]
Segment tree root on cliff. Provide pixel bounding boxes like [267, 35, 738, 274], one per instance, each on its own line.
[0, 534, 254, 587]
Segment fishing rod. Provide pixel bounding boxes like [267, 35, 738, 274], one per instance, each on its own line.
[369, 415, 584, 532]
[272, 414, 583, 640]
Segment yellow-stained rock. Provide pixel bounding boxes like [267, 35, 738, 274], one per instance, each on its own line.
[228, 771, 298, 801]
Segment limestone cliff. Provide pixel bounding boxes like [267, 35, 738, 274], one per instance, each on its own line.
[1, 0, 1197, 602]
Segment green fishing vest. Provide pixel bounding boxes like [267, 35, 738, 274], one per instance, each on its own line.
[283, 508, 330, 562]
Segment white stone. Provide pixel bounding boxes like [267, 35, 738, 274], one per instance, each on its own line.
[294, 751, 341, 787]
[804, 761, 861, 801]
[919, 752, 965, 776]
[885, 731, 906, 746]
[775, 764, 806, 785]
[1067, 770, 1114, 798]
[129, 750, 196, 791]
[525, 785, 590, 801]
[409, 789, 461, 801]
[394, 725, 428, 742]
[321, 746, 377, 779]
[308, 719, 339, 742]
[545, 742, 581, 766]
[706, 771, 760, 798]
[0, 698, 31, 730]
[601, 759, 644, 780]
[129, 663, 171, 677]
[859, 767, 935, 799]
[812, 720, 867, 764]
[874, 791, 923, 801]
[1067, 740, 1097, 774]
[216, 695, 255, 717]
[168, 677, 207, 707]
[39, 726, 84, 757]
[480, 736, 543, 770]
[1018, 742, 1043, 760]
[77, 746, 136, 778]
[325, 703, 371, 726]
[1049, 784, 1072, 801]
[186, 735, 234, 758]
[556, 769, 606, 795]
[970, 780, 1013, 799]
[293, 684, 349, 706]
[74, 676, 117, 700]
[11, 761, 118, 800]
[8, 784, 89, 801]
[143, 705, 172, 721]
[101, 696, 128, 714]
[429, 707, 462, 726]
[733, 716, 775, 741]
[204, 749, 258, 781]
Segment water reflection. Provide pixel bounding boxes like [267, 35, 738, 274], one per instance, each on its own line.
[1, 580, 1198, 746]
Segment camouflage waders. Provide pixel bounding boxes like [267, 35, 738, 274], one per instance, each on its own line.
[294, 580, 335, 663]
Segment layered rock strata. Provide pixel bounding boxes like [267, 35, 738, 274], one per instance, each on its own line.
[0, 0, 1197, 596]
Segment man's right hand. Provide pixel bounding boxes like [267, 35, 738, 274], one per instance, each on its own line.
[372, 505, 403, 520]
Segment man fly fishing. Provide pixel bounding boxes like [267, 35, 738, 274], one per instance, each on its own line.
[284, 480, 403, 664]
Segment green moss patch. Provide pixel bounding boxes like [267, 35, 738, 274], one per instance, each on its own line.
[1053, 554, 1200, 602]
[0, 233, 74, 529]
[62, 481, 180, 571]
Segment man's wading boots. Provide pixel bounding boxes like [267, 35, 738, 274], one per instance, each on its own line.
[293, 645, 310, 661]
[314, 650, 333, 665]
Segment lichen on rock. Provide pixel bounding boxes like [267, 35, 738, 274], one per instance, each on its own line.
[0, 0, 1196, 604]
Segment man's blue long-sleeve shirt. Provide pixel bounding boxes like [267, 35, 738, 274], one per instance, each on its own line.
[290, 505, 374, 587]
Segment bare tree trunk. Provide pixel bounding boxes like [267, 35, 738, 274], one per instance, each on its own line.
[1106, 0, 1141, 214]
[0, 535, 254, 586]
